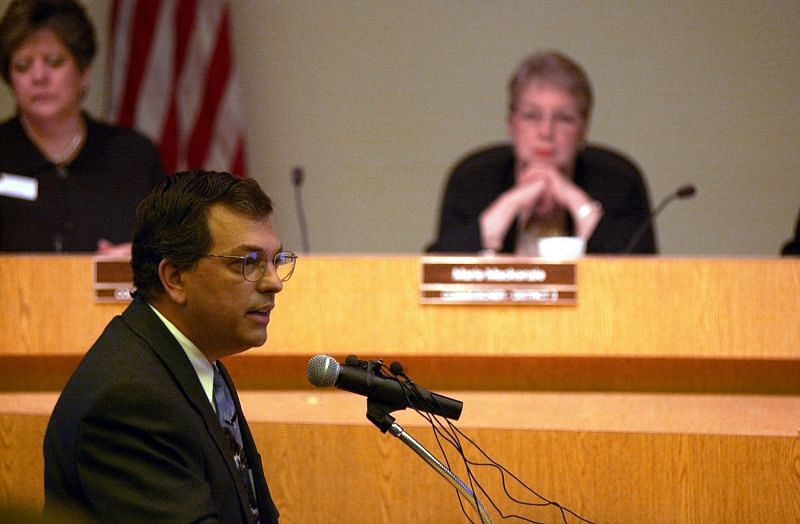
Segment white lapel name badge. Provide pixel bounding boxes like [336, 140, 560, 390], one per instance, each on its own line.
[0, 172, 38, 201]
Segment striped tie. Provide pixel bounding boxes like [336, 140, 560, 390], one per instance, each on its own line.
[213, 365, 260, 522]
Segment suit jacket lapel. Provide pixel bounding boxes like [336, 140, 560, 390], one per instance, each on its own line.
[120, 298, 214, 420]
[120, 298, 255, 519]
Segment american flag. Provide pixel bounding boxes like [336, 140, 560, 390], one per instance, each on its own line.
[108, 0, 247, 177]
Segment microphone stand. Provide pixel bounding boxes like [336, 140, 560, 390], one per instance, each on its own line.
[366, 401, 492, 524]
[624, 184, 697, 253]
[291, 166, 310, 253]
[623, 194, 675, 254]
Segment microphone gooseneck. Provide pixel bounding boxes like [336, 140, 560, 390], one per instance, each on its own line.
[292, 166, 310, 253]
[624, 184, 697, 254]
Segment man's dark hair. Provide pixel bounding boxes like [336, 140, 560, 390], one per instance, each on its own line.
[0, 0, 97, 84]
[131, 171, 273, 301]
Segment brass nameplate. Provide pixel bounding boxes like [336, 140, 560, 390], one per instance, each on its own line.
[93, 255, 134, 302]
[420, 256, 577, 306]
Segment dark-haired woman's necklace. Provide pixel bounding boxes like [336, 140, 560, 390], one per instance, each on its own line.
[20, 114, 85, 179]
[51, 132, 83, 178]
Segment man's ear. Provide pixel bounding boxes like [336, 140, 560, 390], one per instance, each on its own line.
[158, 259, 188, 305]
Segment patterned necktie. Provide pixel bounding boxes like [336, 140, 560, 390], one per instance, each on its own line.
[213, 364, 260, 522]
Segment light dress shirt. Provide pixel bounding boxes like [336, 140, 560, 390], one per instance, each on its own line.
[148, 304, 215, 410]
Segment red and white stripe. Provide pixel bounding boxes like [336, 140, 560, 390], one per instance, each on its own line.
[108, 0, 247, 177]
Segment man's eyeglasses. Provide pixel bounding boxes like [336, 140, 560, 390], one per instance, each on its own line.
[203, 251, 297, 282]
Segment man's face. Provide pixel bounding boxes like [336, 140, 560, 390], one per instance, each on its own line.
[179, 204, 284, 360]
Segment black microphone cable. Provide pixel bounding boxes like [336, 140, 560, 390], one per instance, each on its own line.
[328, 356, 593, 523]
[385, 361, 595, 524]
[385, 360, 513, 522]
[383, 361, 485, 523]
[388, 363, 554, 524]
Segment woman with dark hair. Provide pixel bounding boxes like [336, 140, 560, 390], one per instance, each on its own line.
[0, 0, 165, 253]
[428, 50, 656, 255]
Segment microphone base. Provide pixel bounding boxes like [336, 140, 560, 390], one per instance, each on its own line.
[366, 401, 397, 433]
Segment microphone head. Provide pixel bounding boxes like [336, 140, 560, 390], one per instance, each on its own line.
[388, 361, 405, 376]
[307, 354, 340, 387]
[291, 166, 304, 187]
[676, 184, 696, 198]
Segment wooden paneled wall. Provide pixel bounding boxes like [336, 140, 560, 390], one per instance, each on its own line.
[2, 255, 799, 358]
[1, 255, 799, 522]
[2, 391, 799, 523]
[2, 255, 799, 392]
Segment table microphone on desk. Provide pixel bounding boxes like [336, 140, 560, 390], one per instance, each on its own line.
[624, 184, 697, 254]
[292, 166, 310, 253]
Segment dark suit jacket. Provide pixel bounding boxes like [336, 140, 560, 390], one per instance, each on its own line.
[0, 114, 164, 252]
[781, 205, 800, 255]
[427, 144, 657, 254]
[44, 297, 279, 523]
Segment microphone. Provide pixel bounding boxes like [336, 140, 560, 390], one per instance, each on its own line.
[292, 166, 310, 253]
[624, 184, 697, 253]
[307, 354, 463, 420]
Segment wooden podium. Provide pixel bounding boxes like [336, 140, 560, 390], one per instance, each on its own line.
[1, 255, 799, 522]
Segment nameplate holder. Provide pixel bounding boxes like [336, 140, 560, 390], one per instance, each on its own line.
[420, 256, 578, 306]
[93, 256, 134, 303]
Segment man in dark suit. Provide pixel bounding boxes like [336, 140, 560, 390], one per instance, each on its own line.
[44, 171, 297, 523]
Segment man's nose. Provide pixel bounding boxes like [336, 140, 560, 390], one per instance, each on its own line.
[256, 264, 284, 293]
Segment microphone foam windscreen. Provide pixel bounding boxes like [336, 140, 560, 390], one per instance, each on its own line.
[291, 166, 304, 186]
[677, 184, 697, 198]
[307, 354, 339, 387]
[389, 361, 405, 376]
